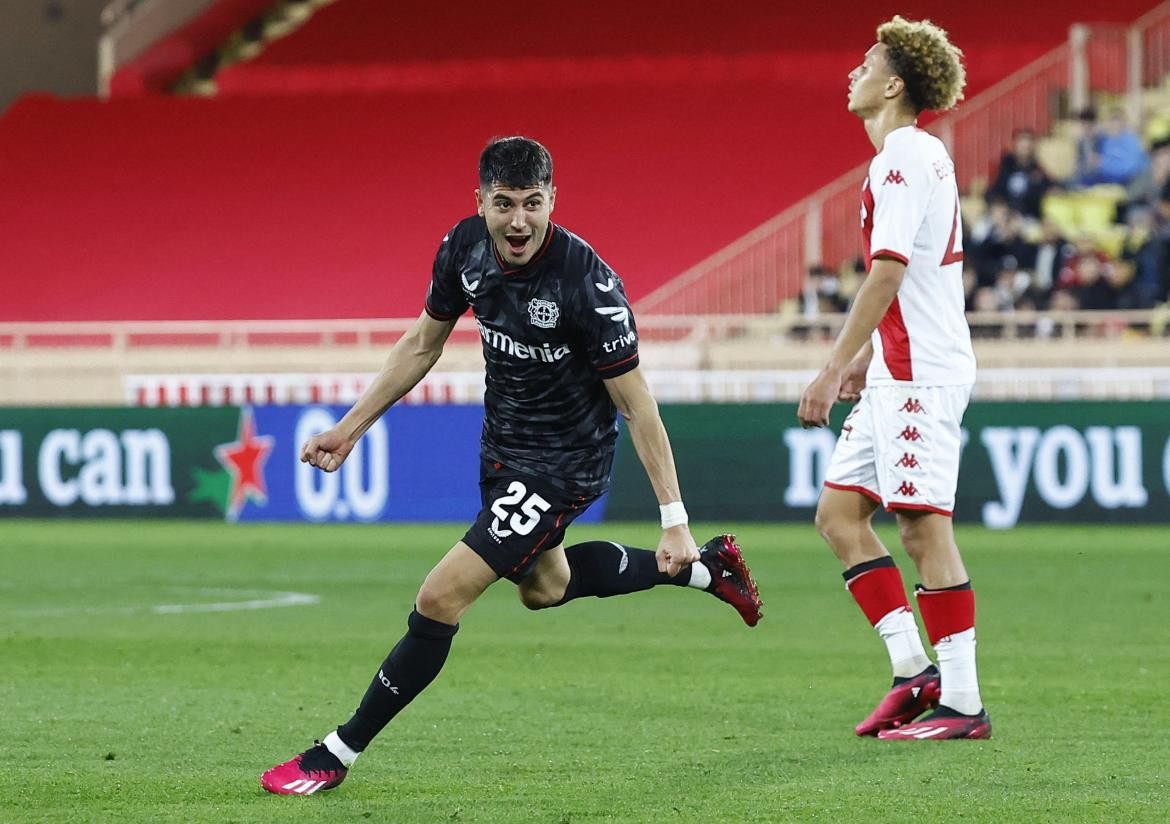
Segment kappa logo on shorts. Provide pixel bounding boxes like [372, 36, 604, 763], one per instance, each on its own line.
[895, 481, 919, 497]
[900, 398, 925, 414]
[897, 426, 923, 442]
[528, 298, 560, 329]
[896, 453, 920, 468]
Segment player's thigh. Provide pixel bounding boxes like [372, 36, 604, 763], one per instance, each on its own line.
[815, 485, 881, 548]
[894, 510, 956, 556]
[465, 464, 595, 584]
[416, 541, 500, 624]
[823, 393, 882, 507]
[515, 542, 569, 608]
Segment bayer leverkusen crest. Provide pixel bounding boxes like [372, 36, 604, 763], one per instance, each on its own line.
[528, 298, 559, 329]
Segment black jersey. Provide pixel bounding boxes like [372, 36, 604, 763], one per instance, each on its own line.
[424, 216, 640, 496]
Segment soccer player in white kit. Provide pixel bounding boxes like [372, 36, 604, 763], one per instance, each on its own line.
[797, 16, 990, 740]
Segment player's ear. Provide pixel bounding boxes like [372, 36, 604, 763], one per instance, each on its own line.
[885, 75, 905, 101]
[548, 185, 557, 214]
[474, 187, 485, 217]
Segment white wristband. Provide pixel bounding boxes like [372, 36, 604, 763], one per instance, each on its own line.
[659, 501, 688, 529]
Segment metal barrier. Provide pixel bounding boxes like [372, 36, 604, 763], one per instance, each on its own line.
[1, 309, 1165, 351]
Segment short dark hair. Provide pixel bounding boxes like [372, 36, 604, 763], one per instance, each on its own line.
[478, 136, 553, 189]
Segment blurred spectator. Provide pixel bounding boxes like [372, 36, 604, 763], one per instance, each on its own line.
[987, 128, 1052, 218]
[1161, 152, 1170, 223]
[990, 256, 1031, 310]
[801, 265, 849, 317]
[969, 199, 1035, 287]
[1118, 207, 1164, 309]
[1125, 138, 1170, 214]
[1032, 218, 1072, 303]
[1076, 107, 1148, 187]
[1057, 235, 1123, 310]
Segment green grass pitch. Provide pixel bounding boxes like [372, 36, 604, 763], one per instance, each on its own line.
[2, 521, 1167, 823]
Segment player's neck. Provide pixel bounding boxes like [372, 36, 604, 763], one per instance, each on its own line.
[863, 107, 918, 152]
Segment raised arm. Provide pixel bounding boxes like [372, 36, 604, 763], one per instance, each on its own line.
[604, 366, 699, 576]
[301, 311, 457, 472]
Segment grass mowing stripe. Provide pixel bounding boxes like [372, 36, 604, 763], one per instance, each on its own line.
[1, 521, 1167, 822]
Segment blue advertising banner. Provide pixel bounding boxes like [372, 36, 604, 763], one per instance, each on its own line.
[236, 405, 606, 525]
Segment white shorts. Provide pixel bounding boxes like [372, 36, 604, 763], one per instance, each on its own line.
[823, 384, 972, 516]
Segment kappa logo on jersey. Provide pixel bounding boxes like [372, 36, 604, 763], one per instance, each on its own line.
[895, 481, 919, 497]
[897, 426, 923, 442]
[527, 298, 560, 329]
[900, 398, 925, 414]
[883, 169, 908, 186]
[933, 158, 955, 180]
[461, 271, 480, 295]
[595, 306, 630, 324]
[594, 277, 615, 293]
[896, 453, 920, 469]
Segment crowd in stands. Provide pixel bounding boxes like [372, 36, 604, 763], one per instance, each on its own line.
[968, 106, 1170, 314]
[802, 104, 1170, 323]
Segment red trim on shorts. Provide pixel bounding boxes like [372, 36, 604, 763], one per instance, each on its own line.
[886, 502, 953, 517]
[877, 296, 913, 381]
[504, 510, 566, 579]
[823, 481, 881, 504]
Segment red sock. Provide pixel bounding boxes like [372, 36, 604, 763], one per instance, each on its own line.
[916, 585, 975, 645]
[844, 558, 910, 626]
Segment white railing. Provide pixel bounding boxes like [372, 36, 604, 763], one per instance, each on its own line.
[1, 309, 1165, 350]
[123, 366, 1170, 408]
[636, 2, 1170, 316]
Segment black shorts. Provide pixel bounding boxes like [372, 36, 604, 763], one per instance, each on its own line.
[462, 460, 599, 583]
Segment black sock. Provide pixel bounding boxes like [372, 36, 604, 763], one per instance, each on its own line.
[336, 609, 458, 752]
[549, 541, 690, 607]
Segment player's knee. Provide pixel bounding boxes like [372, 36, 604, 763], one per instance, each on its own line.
[897, 515, 941, 562]
[414, 584, 461, 624]
[517, 583, 562, 610]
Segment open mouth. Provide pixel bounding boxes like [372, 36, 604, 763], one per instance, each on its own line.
[505, 234, 531, 255]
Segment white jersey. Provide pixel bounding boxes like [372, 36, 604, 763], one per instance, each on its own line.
[860, 125, 975, 386]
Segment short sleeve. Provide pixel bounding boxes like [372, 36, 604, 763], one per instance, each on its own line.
[568, 259, 640, 378]
[869, 143, 931, 265]
[424, 225, 470, 320]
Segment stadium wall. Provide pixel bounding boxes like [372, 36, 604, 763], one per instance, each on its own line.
[2, 402, 1167, 528]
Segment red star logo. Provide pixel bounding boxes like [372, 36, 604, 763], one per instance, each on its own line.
[214, 407, 275, 520]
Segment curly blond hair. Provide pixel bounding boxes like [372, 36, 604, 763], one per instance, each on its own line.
[877, 16, 966, 113]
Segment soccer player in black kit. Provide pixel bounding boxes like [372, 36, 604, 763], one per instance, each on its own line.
[261, 137, 763, 795]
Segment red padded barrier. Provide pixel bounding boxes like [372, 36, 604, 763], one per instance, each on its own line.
[2, 0, 1161, 321]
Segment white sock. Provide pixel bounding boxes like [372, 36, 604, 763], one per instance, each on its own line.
[874, 607, 933, 679]
[322, 731, 360, 768]
[934, 627, 982, 714]
[688, 562, 712, 590]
